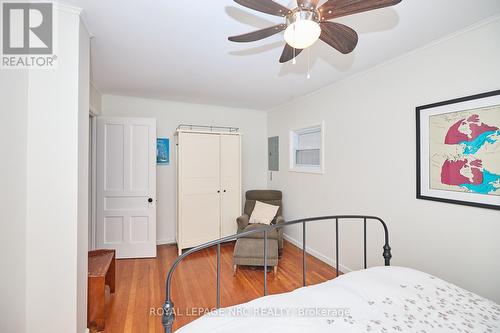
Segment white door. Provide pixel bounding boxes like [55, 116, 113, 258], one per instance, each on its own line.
[96, 117, 157, 259]
[178, 132, 220, 249]
[220, 134, 241, 237]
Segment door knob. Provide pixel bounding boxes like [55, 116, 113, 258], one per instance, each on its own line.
[148, 198, 153, 203]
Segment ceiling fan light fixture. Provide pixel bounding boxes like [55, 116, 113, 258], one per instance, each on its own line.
[284, 10, 321, 49]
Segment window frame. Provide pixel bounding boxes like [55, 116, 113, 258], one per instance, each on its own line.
[289, 122, 325, 174]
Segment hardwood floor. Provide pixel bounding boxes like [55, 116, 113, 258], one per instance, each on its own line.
[100, 240, 339, 333]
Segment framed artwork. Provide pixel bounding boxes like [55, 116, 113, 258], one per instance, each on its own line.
[416, 90, 500, 210]
[157, 138, 170, 165]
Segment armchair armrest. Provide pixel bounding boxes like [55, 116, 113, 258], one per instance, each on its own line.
[274, 216, 285, 256]
[236, 214, 250, 232]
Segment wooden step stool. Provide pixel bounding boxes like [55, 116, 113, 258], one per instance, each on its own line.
[88, 249, 116, 332]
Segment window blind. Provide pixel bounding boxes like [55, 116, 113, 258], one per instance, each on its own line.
[295, 128, 321, 166]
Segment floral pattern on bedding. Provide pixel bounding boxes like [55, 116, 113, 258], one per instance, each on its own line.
[357, 275, 500, 333]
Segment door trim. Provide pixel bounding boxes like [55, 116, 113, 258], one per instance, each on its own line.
[89, 114, 97, 250]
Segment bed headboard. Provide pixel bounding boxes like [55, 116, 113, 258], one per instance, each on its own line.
[162, 215, 392, 333]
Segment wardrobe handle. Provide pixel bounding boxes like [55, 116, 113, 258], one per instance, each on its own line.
[223, 190, 227, 193]
[217, 190, 220, 193]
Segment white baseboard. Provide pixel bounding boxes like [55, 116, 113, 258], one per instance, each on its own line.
[84, 328, 90, 333]
[157, 238, 176, 245]
[283, 233, 353, 274]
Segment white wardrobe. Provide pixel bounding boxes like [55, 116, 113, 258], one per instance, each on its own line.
[176, 129, 242, 255]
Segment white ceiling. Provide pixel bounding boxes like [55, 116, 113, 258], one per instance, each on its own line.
[64, 0, 500, 110]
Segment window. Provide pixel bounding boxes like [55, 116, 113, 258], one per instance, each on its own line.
[289, 123, 324, 174]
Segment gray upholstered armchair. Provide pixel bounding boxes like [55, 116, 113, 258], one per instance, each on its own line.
[236, 190, 284, 256]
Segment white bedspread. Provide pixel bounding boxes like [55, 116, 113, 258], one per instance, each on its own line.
[177, 266, 500, 333]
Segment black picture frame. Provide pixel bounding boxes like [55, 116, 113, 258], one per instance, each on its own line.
[416, 89, 500, 210]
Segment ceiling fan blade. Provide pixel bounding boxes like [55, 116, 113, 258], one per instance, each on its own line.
[318, 0, 402, 20]
[319, 22, 358, 54]
[279, 44, 303, 63]
[234, 0, 291, 17]
[228, 24, 287, 43]
[297, 0, 320, 9]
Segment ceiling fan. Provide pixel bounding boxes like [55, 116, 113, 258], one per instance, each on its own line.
[228, 0, 402, 63]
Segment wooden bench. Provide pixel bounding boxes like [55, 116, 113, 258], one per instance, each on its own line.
[88, 249, 116, 332]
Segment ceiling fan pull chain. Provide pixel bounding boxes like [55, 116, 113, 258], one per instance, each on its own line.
[307, 48, 311, 79]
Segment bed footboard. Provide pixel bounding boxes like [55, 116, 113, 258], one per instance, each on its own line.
[162, 215, 392, 333]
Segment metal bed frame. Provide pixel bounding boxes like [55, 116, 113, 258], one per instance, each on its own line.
[162, 215, 392, 333]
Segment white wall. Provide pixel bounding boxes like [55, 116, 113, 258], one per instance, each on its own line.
[24, 6, 89, 333]
[0, 70, 28, 333]
[101, 95, 268, 243]
[268, 18, 500, 303]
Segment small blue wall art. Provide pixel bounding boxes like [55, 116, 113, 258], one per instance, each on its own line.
[157, 138, 170, 165]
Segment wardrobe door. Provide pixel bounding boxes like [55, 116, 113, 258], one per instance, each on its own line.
[220, 134, 241, 237]
[179, 133, 221, 248]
